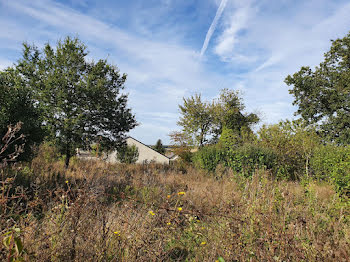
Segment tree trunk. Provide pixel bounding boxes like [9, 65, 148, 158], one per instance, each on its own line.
[65, 147, 71, 169]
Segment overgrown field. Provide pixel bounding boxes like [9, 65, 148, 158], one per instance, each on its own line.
[1, 158, 350, 261]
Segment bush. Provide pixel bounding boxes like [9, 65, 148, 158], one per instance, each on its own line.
[116, 144, 139, 164]
[225, 144, 278, 177]
[258, 120, 320, 180]
[193, 144, 277, 177]
[311, 145, 350, 196]
[192, 145, 226, 172]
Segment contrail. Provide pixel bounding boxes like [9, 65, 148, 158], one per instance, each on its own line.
[200, 0, 228, 58]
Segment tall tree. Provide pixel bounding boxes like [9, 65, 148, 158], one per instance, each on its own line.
[177, 94, 213, 147]
[0, 68, 44, 160]
[154, 139, 165, 154]
[285, 31, 350, 144]
[16, 37, 137, 167]
[176, 89, 259, 147]
[212, 89, 259, 146]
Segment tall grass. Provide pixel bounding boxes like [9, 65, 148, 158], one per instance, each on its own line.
[1, 158, 349, 261]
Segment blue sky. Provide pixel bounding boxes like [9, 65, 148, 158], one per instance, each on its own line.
[1, 0, 350, 144]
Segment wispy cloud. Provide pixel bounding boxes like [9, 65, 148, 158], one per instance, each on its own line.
[200, 0, 228, 57]
[1, 0, 350, 144]
[0, 0, 224, 143]
[214, 2, 255, 61]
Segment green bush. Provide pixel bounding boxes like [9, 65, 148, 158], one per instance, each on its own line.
[226, 144, 278, 177]
[192, 145, 226, 172]
[311, 145, 350, 196]
[116, 144, 139, 164]
[258, 120, 320, 180]
[193, 144, 277, 177]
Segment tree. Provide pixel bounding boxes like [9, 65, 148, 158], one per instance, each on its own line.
[285, 31, 350, 144]
[0, 69, 44, 160]
[116, 144, 139, 164]
[176, 89, 259, 148]
[168, 131, 193, 162]
[16, 37, 137, 167]
[212, 89, 259, 147]
[154, 139, 165, 154]
[177, 94, 213, 147]
[258, 120, 320, 179]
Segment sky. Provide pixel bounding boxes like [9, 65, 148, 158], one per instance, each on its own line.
[1, 0, 350, 144]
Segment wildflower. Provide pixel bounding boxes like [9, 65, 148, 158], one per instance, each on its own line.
[167, 195, 171, 198]
[65, 180, 69, 184]
[148, 210, 155, 216]
[201, 241, 206, 245]
[166, 222, 171, 225]
[177, 191, 186, 196]
[177, 207, 182, 211]
[114, 231, 121, 236]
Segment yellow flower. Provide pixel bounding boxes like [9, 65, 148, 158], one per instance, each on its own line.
[166, 222, 171, 225]
[113, 231, 120, 236]
[200, 241, 206, 245]
[65, 180, 69, 184]
[177, 192, 186, 196]
[148, 210, 155, 216]
[177, 207, 182, 211]
[167, 195, 171, 198]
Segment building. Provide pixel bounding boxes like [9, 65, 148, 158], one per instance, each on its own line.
[77, 137, 172, 164]
[106, 137, 170, 164]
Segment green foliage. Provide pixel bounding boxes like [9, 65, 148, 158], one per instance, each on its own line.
[0, 69, 44, 161]
[2, 227, 26, 261]
[177, 89, 259, 147]
[177, 94, 213, 147]
[193, 144, 277, 176]
[15, 36, 137, 167]
[35, 141, 61, 163]
[154, 139, 165, 154]
[258, 120, 320, 179]
[225, 144, 277, 177]
[192, 145, 226, 172]
[212, 89, 259, 136]
[220, 125, 257, 148]
[285, 31, 350, 144]
[116, 144, 139, 164]
[311, 145, 350, 196]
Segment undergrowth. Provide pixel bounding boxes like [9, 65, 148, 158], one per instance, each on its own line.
[1, 158, 350, 261]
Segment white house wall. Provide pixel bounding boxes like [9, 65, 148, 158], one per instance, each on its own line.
[106, 137, 170, 164]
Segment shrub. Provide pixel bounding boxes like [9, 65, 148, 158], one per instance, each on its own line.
[311, 145, 350, 196]
[116, 144, 139, 164]
[192, 145, 226, 172]
[258, 120, 320, 180]
[225, 144, 277, 177]
[193, 144, 277, 177]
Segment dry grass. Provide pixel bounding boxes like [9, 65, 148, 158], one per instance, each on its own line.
[1, 159, 350, 261]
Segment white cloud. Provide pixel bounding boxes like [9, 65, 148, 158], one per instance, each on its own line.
[1, 0, 224, 143]
[214, 3, 255, 61]
[2, 0, 350, 144]
[200, 0, 228, 57]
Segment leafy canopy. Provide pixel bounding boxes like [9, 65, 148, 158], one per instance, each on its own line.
[154, 139, 165, 154]
[16, 36, 137, 166]
[285, 31, 350, 144]
[0, 68, 44, 160]
[176, 89, 259, 148]
[177, 94, 212, 147]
